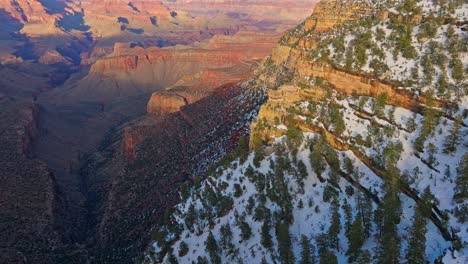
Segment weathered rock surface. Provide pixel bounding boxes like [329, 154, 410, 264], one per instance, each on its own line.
[146, 91, 188, 115]
[304, 0, 372, 32]
[84, 81, 264, 263]
[0, 1, 322, 263]
[0, 98, 72, 264]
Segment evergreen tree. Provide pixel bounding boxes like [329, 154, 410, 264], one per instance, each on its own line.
[276, 223, 295, 264]
[344, 157, 354, 175]
[343, 199, 353, 236]
[406, 117, 416, 133]
[454, 154, 468, 203]
[356, 250, 372, 264]
[398, 0, 421, 18]
[373, 93, 388, 118]
[261, 219, 273, 249]
[377, 170, 402, 264]
[418, 12, 438, 39]
[220, 223, 233, 251]
[239, 221, 252, 241]
[300, 235, 316, 264]
[346, 214, 364, 262]
[297, 160, 308, 180]
[378, 144, 402, 264]
[319, 251, 338, 264]
[427, 143, 438, 167]
[205, 232, 221, 264]
[327, 199, 341, 250]
[310, 139, 326, 178]
[443, 116, 462, 153]
[178, 241, 189, 257]
[405, 187, 432, 264]
[329, 104, 346, 136]
[196, 256, 209, 264]
[452, 56, 464, 81]
[167, 249, 178, 264]
[361, 194, 373, 238]
[345, 47, 354, 70]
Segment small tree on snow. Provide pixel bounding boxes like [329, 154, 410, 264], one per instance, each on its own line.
[443, 116, 462, 154]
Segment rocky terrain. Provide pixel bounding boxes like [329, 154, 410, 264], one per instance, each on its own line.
[144, 0, 467, 263]
[0, 66, 79, 263]
[83, 80, 265, 263]
[0, 0, 318, 263]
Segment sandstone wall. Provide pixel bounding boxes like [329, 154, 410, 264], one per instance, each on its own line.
[146, 91, 188, 115]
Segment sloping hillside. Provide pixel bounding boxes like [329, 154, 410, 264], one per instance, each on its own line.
[142, 0, 467, 263]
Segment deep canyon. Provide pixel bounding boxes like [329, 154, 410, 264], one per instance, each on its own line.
[0, 0, 316, 263]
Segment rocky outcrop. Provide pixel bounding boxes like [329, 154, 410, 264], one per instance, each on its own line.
[304, 0, 373, 32]
[146, 91, 188, 115]
[163, 0, 318, 23]
[296, 62, 441, 110]
[0, 97, 72, 264]
[0, 0, 54, 23]
[84, 81, 264, 263]
[251, 0, 446, 148]
[74, 30, 274, 105]
[91, 55, 139, 73]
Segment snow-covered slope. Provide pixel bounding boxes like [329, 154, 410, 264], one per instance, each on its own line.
[140, 0, 467, 263]
[144, 89, 467, 263]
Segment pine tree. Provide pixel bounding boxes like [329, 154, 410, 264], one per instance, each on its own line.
[373, 93, 388, 118]
[327, 199, 341, 251]
[427, 143, 438, 167]
[452, 56, 464, 81]
[310, 139, 326, 178]
[343, 199, 352, 236]
[454, 154, 468, 202]
[345, 47, 354, 70]
[344, 157, 354, 175]
[205, 232, 221, 264]
[319, 251, 338, 264]
[300, 235, 316, 264]
[276, 223, 295, 264]
[329, 104, 346, 136]
[297, 160, 308, 180]
[220, 223, 233, 251]
[405, 187, 432, 264]
[356, 250, 372, 264]
[239, 221, 252, 241]
[378, 145, 402, 264]
[406, 117, 416, 132]
[167, 249, 178, 264]
[261, 219, 273, 250]
[196, 256, 209, 264]
[346, 215, 364, 262]
[357, 192, 373, 238]
[443, 116, 462, 153]
[178, 241, 189, 257]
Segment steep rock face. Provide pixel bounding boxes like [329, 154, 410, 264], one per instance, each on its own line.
[81, 0, 172, 22]
[83, 81, 265, 263]
[295, 62, 439, 110]
[91, 55, 139, 73]
[69, 30, 274, 104]
[304, 0, 373, 32]
[0, 0, 53, 23]
[163, 0, 318, 24]
[0, 98, 73, 264]
[146, 91, 188, 115]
